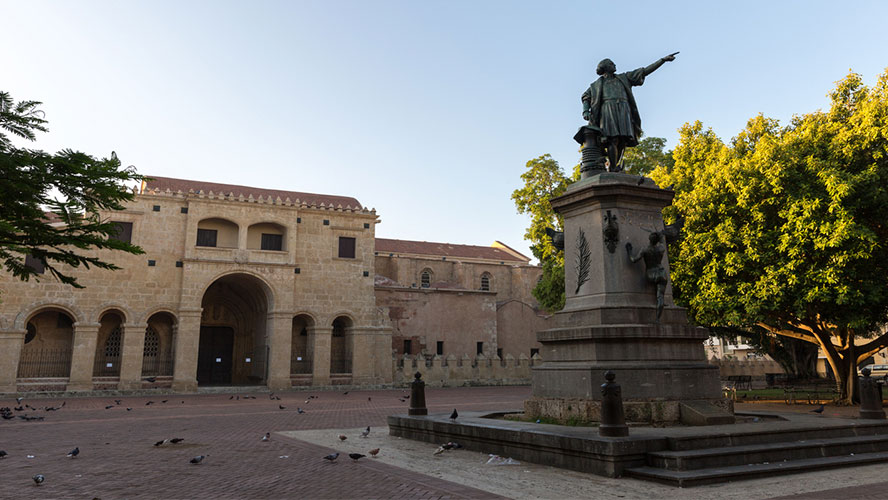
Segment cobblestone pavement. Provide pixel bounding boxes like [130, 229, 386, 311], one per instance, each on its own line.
[0, 386, 524, 499]
[3, 389, 888, 500]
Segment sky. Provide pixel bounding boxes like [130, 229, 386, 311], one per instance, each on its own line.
[5, 1, 888, 263]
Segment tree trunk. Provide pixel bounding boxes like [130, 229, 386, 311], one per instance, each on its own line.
[825, 346, 859, 405]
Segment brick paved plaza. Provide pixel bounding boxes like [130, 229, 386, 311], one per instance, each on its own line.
[4, 386, 888, 499]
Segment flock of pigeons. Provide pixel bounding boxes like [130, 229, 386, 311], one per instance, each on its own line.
[4, 391, 463, 487]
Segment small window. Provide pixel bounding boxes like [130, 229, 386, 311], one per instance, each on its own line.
[24, 255, 45, 274]
[420, 270, 432, 288]
[260, 233, 283, 251]
[496, 348, 503, 359]
[436, 341, 444, 356]
[477, 342, 484, 355]
[110, 222, 133, 243]
[338, 237, 356, 258]
[480, 273, 491, 291]
[530, 348, 540, 358]
[403, 339, 412, 355]
[196, 228, 218, 247]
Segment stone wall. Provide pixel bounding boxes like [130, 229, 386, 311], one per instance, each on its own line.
[391, 353, 542, 387]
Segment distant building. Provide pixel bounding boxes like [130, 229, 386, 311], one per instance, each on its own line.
[374, 239, 547, 360]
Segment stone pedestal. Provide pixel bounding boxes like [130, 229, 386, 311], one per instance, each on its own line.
[527, 173, 732, 425]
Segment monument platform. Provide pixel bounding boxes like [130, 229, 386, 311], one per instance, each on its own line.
[388, 410, 888, 486]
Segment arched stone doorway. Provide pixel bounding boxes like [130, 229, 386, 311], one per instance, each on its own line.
[17, 309, 74, 380]
[143, 312, 175, 379]
[94, 310, 125, 379]
[199, 273, 272, 386]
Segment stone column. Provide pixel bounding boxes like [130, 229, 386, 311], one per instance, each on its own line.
[172, 308, 201, 393]
[310, 326, 332, 386]
[67, 322, 100, 391]
[118, 322, 147, 391]
[266, 311, 292, 391]
[0, 328, 26, 392]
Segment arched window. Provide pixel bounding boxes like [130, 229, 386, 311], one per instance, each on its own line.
[480, 272, 492, 291]
[420, 269, 433, 288]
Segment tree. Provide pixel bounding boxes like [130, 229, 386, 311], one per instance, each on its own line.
[0, 91, 144, 288]
[651, 70, 888, 403]
[622, 136, 674, 176]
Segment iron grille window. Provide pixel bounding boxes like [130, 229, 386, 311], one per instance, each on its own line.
[480, 273, 491, 291]
[338, 237, 356, 258]
[260, 233, 283, 251]
[421, 270, 431, 288]
[105, 327, 122, 358]
[196, 228, 218, 247]
[143, 327, 159, 358]
[110, 221, 133, 243]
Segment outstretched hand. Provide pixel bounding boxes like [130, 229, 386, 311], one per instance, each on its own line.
[663, 52, 679, 62]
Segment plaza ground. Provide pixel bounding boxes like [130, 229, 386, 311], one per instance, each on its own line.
[2, 386, 887, 499]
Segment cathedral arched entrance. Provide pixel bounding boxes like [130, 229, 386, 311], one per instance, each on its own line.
[198, 273, 272, 386]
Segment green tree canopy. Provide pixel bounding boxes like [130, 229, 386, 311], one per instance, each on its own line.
[652, 70, 888, 402]
[622, 136, 674, 176]
[0, 91, 144, 288]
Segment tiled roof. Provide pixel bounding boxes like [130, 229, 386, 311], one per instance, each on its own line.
[375, 238, 529, 263]
[142, 176, 362, 209]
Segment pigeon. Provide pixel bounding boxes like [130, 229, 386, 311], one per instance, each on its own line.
[154, 440, 168, 447]
[32, 474, 44, 485]
[368, 397, 372, 402]
[161, 400, 168, 404]
[811, 404, 825, 414]
[403, 395, 410, 399]
[67, 447, 79, 458]
[323, 452, 339, 463]
[114, 400, 121, 405]
[145, 401, 154, 406]
[229, 396, 234, 400]
[343, 392, 349, 396]
[450, 409, 458, 420]
[441, 443, 454, 450]
[279, 405, 286, 410]
[145, 377, 157, 383]
[14, 406, 24, 412]
[368, 448, 380, 457]
[105, 405, 114, 410]
[304, 400, 310, 404]
[338, 434, 347, 441]
[190, 455, 206, 464]
[126, 408, 132, 411]
[273, 396, 281, 401]
[169, 438, 184, 444]
[262, 432, 270, 442]
[445, 441, 463, 449]
[360, 426, 370, 438]
[1, 413, 13, 420]
[399, 399, 406, 403]
[16, 397, 23, 404]
[0, 450, 7, 458]
[297, 408, 305, 414]
[433, 446, 445, 456]
[348, 453, 365, 462]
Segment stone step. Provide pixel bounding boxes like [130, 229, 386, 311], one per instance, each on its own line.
[664, 419, 888, 451]
[625, 451, 888, 487]
[648, 434, 888, 470]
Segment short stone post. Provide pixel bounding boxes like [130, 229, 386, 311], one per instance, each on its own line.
[859, 368, 886, 419]
[408, 371, 428, 416]
[599, 371, 629, 437]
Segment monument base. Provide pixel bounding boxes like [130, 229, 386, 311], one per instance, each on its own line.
[524, 397, 734, 426]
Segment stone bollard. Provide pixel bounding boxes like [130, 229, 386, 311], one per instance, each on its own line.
[408, 371, 428, 416]
[859, 368, 886, 419]
[599, 371, 629, 437]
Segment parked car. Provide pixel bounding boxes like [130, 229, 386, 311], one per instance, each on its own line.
[859, 364, 888, 378]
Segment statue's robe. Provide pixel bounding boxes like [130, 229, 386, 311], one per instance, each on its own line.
[575, 68, 646, 147]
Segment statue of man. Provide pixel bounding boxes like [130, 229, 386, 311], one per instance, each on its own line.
[579, 53, 678, 173]
[626, 232, 668, 320]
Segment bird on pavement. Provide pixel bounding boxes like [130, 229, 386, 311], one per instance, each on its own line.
[338, 434, 347, 441]
[450, 409, 458, 420]
[368, 397, 371, 402]
[145, 401, 154, 406]
[297, 407, 305, 414]
[169, 438, 184, 444]
[279, 405, 286, 410]
[105, 405, 114, 410]
[811, 404, 825, 414]
[126, 408, 132, 411]
[368, 448, 379, 457]
[229, 396, 234, 400]
[161, 400, 168, 404]
[190, 455, 206, 464]
[114, 400, 121, 405]
[67, 447, 79, 458]
[16, 397, 23, 404]
[343, 391, 349, 396]
[323, 452, 339, 463]
[348, 453, 365, 462]
[444, 441, 462, 450]
[433, 446, 445, 456]
[32, 474, 44, 485]
[360, 426, 370, 438]
[154, 440, 168, 447]
[0, 450, 7, 458]
[262, 432, 270, 442]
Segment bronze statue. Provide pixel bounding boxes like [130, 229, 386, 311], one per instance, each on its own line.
[626, 232, 668, 320]
[575, 53, 678, 175]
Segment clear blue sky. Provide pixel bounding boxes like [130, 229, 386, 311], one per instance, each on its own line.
[5, 1, 888, 262]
